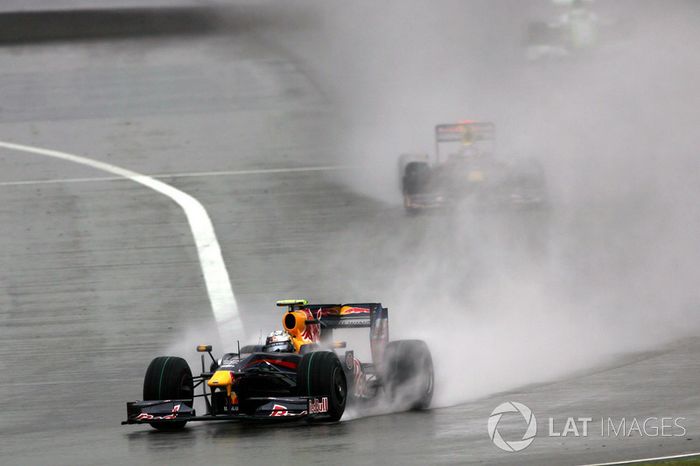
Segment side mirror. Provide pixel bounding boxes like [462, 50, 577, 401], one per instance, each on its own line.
[196, 345, 216, 372]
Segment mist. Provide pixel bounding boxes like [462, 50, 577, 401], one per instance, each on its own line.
[250, 0, 700, 407]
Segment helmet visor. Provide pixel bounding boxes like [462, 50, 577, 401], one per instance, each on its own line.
[264, 341, 293, 353]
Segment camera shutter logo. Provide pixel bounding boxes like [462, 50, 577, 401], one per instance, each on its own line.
[488, 401, 537, 452]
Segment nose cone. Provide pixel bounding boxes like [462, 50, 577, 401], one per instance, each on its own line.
[207, 370, 233, 388]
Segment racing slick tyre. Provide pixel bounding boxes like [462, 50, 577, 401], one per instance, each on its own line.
[383, 340, 434, 410]
[297, 351, 347, 422]
[143, 356, 193, 431]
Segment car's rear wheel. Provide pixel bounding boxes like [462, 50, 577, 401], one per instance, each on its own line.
[297, 351, 347, 421]
[383, 340, 434, 410]
[143, 356, 193, 431]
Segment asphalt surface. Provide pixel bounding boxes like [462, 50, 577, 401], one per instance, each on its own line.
[0, 3, 699, 465]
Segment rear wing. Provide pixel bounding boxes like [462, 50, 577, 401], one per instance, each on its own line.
[435, 122, 495, 143]
[306, 303, 389, 365]
[435, 122, 495, 162]
[304, 303, 385, 329]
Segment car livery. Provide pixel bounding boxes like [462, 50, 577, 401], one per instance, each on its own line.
[123, 300, 434, 429]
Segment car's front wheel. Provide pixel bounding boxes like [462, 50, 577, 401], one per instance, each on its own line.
[143, 356, 193, 431]
[297, 351, 347, 421]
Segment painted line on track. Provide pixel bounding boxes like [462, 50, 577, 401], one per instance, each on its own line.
[579, 451, 700, 466]
[0, 165, 348, 187]
[0, 140, 242, 341]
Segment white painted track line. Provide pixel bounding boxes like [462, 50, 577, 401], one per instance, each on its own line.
[0, 140, 242, 342]
[0, 165, 347, 187]
[579, 451, 700, 465]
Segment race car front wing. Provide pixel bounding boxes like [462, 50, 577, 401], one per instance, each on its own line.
[122, 396, 330, 425]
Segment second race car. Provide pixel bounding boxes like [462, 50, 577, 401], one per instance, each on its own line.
[399, 121, 548, 213]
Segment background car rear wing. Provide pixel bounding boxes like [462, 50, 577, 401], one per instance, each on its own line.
[435, 122, 496, 162]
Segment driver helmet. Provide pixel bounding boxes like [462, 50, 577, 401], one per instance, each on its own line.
[264, 330, 294, 353]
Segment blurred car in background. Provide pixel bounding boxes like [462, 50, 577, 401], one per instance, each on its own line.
[524, 0, 631, 62]
[525, 0, 600, 61]
[399, 121, 547, 213]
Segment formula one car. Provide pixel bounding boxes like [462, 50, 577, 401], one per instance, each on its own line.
[525, 1, 600, 62]
[123, 300, 433, 430]
[399, 121, 547, 213]
[524, 0, 629, 62]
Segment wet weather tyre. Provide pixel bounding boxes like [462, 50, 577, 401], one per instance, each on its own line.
[143, 356, 193, 431]
[402, 162, 431, 195]
[297, 351, 347, 422]
[384, 340, 434, 410]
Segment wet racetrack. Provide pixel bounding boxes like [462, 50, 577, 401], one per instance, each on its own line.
[1, 2, 699, 465]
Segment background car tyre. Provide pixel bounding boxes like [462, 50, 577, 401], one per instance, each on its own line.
[402, 161, 432, 196]
[297, 351, 347, 421]
[383, 340, 434, 410]
[143, 356, 193, 431]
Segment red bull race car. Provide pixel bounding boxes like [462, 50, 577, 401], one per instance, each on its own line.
[123, 300, 433, 430]
[399, 121, 547, 213]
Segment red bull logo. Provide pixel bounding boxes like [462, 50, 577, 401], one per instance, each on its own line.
[270, 404, 290, 416]
[340, 306, 370, 315]
[135, 403, 181, 421]
[309, 397, 329, 414]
